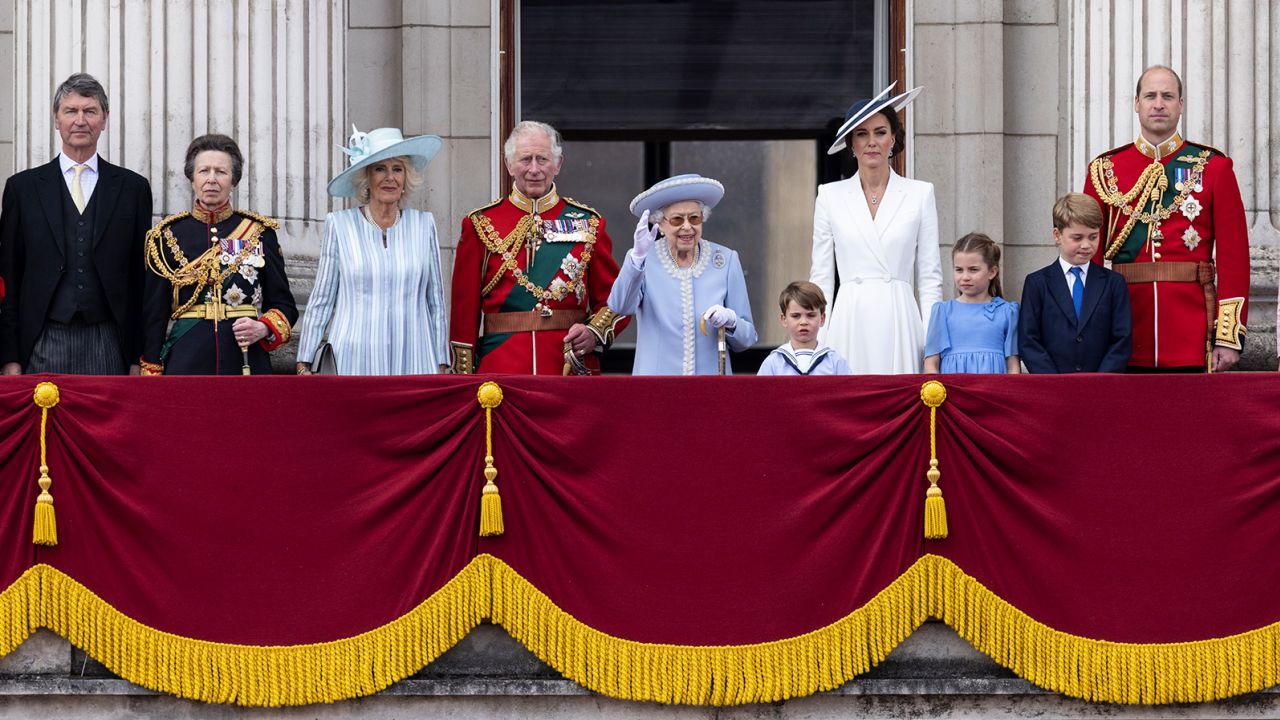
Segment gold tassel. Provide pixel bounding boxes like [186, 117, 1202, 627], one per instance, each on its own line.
[476, 382, 505, 537]
[924, 467, 947, 539]
[920, 381, 948, 540]
[32, 382, 61, 546]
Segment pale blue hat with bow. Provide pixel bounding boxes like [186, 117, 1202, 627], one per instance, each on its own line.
[326, 126, 444, 198]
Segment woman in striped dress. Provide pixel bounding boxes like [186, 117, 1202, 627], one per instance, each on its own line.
[296, 128, 450, 375]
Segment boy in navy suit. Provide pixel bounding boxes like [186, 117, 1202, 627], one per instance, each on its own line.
[1019, 193, 1132, 373]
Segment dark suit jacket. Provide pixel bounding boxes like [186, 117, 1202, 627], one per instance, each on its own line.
[1018, 260, 1132, 373]
[0, 157, 153, 367]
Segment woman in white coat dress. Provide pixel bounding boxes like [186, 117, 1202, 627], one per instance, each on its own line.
[810, 84, 942, 374]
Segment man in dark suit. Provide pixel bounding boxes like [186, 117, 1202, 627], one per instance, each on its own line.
[0, 73, 153, 375]
[1019, 192, 1132, 373]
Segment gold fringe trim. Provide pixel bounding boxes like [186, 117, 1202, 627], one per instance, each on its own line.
[4, 555, 1280, 706]
[490, 554, 1280, 706]
[0, 560, 488, 706]
[923, 554, 1280, 704]
[488, 554, 925, 705]
[0, 568, 38, 658]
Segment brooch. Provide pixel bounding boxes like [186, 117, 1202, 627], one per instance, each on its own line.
[713, 251, 726, 269]
[1182, 227, 1201, 252]
[1180, 196, 1202, 222]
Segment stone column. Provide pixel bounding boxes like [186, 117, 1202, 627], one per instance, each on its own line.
[912, 2, 1007, 297]
[12, 0, 346, 259]
[1067, 0, 1280, 367]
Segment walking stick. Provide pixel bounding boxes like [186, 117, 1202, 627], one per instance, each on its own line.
[699, 317, 728, 376]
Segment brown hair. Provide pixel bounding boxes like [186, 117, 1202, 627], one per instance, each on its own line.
[952, 233, 1003, 299]
[1052, 192, 1103, 231]
[183, 134, 244, 186]
[849, 108, 906, 165]
[778, 281, 827, 315]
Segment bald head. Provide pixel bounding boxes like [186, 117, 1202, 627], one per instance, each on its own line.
[1135, 65, 1183, 99]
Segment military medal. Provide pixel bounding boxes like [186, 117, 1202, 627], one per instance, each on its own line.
[1180, 196, 1202, 221]
[1182, 227, 1201, 252]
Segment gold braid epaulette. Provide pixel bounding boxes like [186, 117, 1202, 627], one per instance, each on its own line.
[562, 197, 601, 216]
[235, 209, 280, 231]
[467, 197, 504, 217]
[145, 211, 191, 245]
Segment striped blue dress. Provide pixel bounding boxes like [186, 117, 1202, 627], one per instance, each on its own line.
[296, 207, 449, 375]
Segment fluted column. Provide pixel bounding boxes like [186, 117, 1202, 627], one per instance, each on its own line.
[13, 0, 346, 256]
[1067, 0, 1279, 366]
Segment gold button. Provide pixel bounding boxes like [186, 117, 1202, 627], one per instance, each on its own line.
[1154, 252, 1162, 259]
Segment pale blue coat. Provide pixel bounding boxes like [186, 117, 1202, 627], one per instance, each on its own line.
[608, 238, 757, 375]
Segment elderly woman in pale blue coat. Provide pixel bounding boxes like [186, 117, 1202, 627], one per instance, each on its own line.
[296, 127, 450, 375]
[607, 174, 757, 375]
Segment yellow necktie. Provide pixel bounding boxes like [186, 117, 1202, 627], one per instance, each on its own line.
[71, 164, 86, 213]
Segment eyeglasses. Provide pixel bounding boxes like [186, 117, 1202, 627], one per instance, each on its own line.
[665, 214, 703, 227]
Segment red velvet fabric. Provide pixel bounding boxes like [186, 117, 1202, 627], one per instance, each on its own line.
[0, 381, 37, 591]
[933, 374, 1280, 641]
[18, 375, 480, 644]
[481, 376, 925, 644]
[1, 373, 1278, 648]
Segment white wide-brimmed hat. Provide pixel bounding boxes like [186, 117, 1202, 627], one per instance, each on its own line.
[326, 126, 444, 198]
[629, 174, 725, 218]
[826, 84, 924, 155]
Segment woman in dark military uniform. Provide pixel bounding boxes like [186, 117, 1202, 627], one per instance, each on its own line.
[140, 134, 297, 375]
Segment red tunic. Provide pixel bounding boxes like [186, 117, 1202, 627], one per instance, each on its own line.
[449, 186, 626, 374]
[1084, 135, 1249, 368]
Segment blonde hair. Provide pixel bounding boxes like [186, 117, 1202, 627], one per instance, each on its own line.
[350, 156, 423, 206]
[1052, 192, 1103, 231]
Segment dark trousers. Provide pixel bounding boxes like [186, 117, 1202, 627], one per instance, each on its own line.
[27, 320, 127, 374]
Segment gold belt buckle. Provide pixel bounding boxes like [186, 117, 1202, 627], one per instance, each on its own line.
[205, 303, 225, 321]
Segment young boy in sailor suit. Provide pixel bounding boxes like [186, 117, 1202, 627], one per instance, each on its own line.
[757, 281, 852, 376]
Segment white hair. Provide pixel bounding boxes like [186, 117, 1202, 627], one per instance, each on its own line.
[649, 202, 712, 226]
[503, 121, 563, 165]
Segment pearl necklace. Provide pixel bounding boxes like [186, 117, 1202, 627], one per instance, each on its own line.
[362, 205, 400, 248]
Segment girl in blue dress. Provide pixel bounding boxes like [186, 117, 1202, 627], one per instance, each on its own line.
[924, 233, 1020, 374]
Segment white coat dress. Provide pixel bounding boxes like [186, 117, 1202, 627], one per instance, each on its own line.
[809, 170, 943, 374]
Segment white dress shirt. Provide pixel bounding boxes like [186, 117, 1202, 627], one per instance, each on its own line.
[59, 153, 100, 204]
[1058, 256, 1089, 293]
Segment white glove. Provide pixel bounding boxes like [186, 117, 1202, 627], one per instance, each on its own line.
[630, 210, 659, 263]
[702, 305, 737, 330]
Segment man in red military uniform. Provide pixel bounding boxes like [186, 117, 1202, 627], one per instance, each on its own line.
[449, 121, 626, 374]
[1084, 65, 1249, 372]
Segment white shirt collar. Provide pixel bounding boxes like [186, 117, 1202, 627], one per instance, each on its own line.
[1058, 256, 1089, 280]
[59, 153, 100, 174]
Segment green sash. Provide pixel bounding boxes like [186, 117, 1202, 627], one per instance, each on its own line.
[1111, 145, 1214, 263]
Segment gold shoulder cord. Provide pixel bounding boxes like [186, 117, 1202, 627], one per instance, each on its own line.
[1089, 150, 1212, 260]
[475, 213, 538, 296]
[473, 214, 598, 304]
[145, 214, 266, 319]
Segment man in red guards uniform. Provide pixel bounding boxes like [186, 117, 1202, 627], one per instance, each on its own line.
[449, 121, 626, 374]
[1084, 65, 1249, 372]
